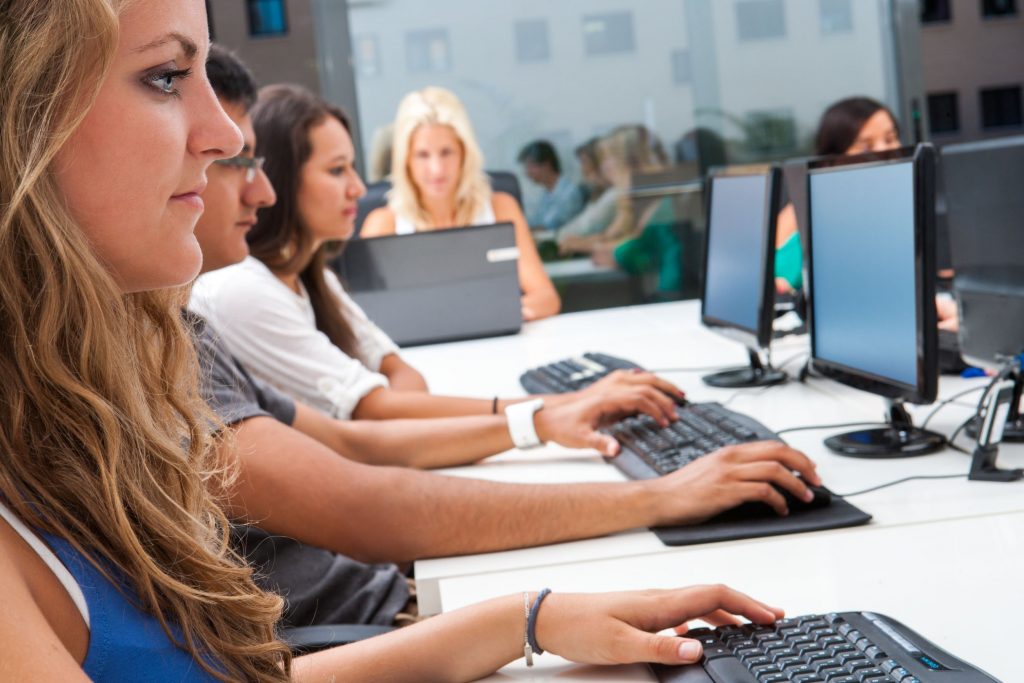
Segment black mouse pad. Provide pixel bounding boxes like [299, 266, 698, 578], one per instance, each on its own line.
[650, 496, 871, 546]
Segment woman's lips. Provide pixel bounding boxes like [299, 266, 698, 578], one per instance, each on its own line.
[170, 192, 204, 212]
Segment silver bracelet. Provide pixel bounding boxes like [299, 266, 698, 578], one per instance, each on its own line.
[523, 591, 535, 666]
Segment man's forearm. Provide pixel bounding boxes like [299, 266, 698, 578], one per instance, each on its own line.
[228, 417, 657, 564]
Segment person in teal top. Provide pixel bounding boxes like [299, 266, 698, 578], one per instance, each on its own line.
[774, 96, 902, 294]
[0, 1, 802, 680]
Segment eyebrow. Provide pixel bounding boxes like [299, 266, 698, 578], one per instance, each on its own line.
[330, 154, 351, 163]
[132, 32, 198, 60]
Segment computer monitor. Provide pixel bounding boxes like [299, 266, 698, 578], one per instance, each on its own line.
[941, 135, 1024, 442]
[700, 165, 787, 388]
[806, 144, 945, 457]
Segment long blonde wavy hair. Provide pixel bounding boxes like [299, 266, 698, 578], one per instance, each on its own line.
[388, 86, 492, 229]
[0, 1, 290, 680]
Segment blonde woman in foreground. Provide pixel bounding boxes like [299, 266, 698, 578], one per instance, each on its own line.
[0, 1, 784, 680]
[362, 86, 561, 320]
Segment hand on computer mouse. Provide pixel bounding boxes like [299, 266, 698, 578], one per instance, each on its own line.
[645, 441, 822, 525]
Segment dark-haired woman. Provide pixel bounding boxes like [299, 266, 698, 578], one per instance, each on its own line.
[775, 96, 901, 293]
[191, 84, 683, 420]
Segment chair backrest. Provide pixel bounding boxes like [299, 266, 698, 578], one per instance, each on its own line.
[353, 171, 524, 237]
[353, 180, 392, 238]
[486, 170, 523, 209]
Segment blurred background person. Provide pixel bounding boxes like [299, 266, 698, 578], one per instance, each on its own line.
[517, 139, 585, 231]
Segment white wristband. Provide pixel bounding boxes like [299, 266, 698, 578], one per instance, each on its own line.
[505, 398, 545, 449]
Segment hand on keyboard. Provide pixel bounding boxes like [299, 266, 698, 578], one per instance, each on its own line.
[535, 390, 681, 455]
[643, 442, 822, 525]
[533, 585, 783, 667]
[576, 368, 687, 407]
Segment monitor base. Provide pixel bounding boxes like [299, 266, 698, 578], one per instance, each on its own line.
[825, 427, 947, 458]
[702, 349, 787, 388]
[824, 401, 946, 458]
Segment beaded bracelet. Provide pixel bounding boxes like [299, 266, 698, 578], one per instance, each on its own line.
[523, 588, 552, 666]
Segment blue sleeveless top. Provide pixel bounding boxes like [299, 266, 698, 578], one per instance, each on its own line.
[41, 533, 221, 682]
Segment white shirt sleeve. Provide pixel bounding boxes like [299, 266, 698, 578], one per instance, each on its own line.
[323, 269, 399, 372]
[190, 259, 389, 420]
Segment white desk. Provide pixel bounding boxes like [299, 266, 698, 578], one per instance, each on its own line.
[441, 510, 1022, 681]
[403, 301, 1021, 680]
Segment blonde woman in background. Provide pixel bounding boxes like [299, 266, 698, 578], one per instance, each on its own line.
[362, 87, 560, 320]
[558, 124, 669, 255]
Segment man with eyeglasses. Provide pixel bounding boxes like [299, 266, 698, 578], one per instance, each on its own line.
[190, 44, 820, 632]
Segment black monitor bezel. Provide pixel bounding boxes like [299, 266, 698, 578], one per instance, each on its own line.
[805, 144, 938, 404]
[700, 165, 782, 353]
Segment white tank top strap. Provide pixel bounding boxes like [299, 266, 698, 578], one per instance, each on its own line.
[0, 499, 90, 627]
[394, 213, 416, 235]
[475, 201, 497, 225]
[393, 200, 498, 236]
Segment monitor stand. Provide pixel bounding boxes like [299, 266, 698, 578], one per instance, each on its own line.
[702, 349, 787, 388]
[825, 400, 946, 458]
[965, 372, 1024, 443]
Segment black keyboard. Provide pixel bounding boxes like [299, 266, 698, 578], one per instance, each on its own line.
[520, 353, 780, 480]
[653, 611, 1000, 683]
[519, 352, 641, 394]
[603, 401, 779, 480]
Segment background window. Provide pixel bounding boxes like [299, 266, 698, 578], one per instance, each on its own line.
[744, 109, 797, 155]
[982, 0, 1017, 16]
[515, 19, 551, 63]
[736, 0, 787, 41]
[406, 29, 451, 74]
[582, 12, 636, 56]
[671, 49, 693, 85]
[980, 86, 1024, 129]
[820, 0, 854, 34]
[247, 0, 288, 37]
[927, 92, 960, 134]
[354, 35, 381, 78]
[920, 0, 952, 23]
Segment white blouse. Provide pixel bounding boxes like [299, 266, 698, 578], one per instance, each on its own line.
[190, 257, 399, 419]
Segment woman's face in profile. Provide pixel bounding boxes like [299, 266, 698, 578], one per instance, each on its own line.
[844, 110, 901, 156]
[297, 116, 367, 245]
[407, 123, 464, 204]
[52, 0, 242, 294]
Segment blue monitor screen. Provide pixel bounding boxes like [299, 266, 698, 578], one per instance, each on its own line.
[703, 174, 769, 332]
[810, 160, 918, 387]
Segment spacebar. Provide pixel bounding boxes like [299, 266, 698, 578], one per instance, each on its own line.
[705, 657, 757, 683]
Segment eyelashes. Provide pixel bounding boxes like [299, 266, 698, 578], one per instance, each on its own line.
[143, 66, 193, 98]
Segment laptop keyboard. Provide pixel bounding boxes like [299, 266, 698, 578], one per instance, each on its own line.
[652, 611, 999, 683]
[520, 353, 779, 479]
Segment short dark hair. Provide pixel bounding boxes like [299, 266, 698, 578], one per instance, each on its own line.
[814, 96, 900, 156]
[206, 44, 259, 111]
[517, 140, 560, 174]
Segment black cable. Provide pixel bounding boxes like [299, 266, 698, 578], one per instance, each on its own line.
[775, 421, 887, 436]
[835, 473, 968, 498]
[920, 385, 987, 429]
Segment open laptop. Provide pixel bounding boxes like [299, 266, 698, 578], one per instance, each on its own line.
[333, 222, 522, 347]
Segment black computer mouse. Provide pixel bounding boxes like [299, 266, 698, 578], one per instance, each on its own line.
[711, 482, 832, 522]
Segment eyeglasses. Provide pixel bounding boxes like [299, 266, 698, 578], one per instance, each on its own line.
[214, 155, 266, 183]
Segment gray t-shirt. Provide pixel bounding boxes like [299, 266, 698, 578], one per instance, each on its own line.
[186, 311, 409, 627]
